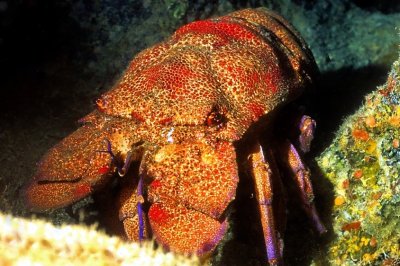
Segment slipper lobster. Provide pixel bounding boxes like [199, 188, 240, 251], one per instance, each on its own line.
[24, 8, 326, 265]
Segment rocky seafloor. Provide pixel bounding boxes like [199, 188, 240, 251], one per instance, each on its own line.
[0, 0, 399, 265]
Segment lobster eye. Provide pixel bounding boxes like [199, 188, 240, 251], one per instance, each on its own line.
[205, 109, 227, 128]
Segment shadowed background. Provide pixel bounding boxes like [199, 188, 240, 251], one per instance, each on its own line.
[0, 0, 398, 265]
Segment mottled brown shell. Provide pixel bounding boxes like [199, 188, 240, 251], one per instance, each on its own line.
[97, 8, 315, 140]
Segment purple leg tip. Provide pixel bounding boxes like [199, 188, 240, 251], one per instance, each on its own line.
[137, 175, 145, 241]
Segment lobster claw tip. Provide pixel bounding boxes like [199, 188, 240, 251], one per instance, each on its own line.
[23, 178, 93, 212]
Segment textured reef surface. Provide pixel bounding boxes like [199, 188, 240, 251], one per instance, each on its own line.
[317, 55, 400, 265]
[0, 212, 200, 265]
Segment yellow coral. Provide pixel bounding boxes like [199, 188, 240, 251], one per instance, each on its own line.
[0, 213, 200, 266]
[362, 253, 373, 263]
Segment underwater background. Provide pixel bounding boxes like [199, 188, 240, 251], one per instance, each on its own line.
[0, 0, 399, 265]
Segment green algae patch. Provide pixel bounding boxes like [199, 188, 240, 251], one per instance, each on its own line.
[317, 57, 400, 265]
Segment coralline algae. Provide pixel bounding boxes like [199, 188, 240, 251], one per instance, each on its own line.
[317, 55, 400, 265]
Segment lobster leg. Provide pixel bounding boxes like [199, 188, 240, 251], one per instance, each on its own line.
[279, 140, 326, 234]
[249, 144, 283, 266]
[118, 177, 149, 242]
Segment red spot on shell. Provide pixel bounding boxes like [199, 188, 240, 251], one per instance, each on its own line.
[98, 165, 110, 174]
[150, 180, 162, 189]
[158, 117, 173, 126]
[215, 141, 230, 154]
[164, 63, 195, 100]
[149, 204, 169, 225]
[74, 183, 91, 198]
[131, 111, 145, 122]
[247, 102, 265, 119]
[175, 20, 218, 36]
[262, 70, 279, 94]
[175, 20, 260, 44]
[341, 221, 361, 231]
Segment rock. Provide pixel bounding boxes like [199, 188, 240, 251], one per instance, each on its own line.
[317, 54, 400, 265]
